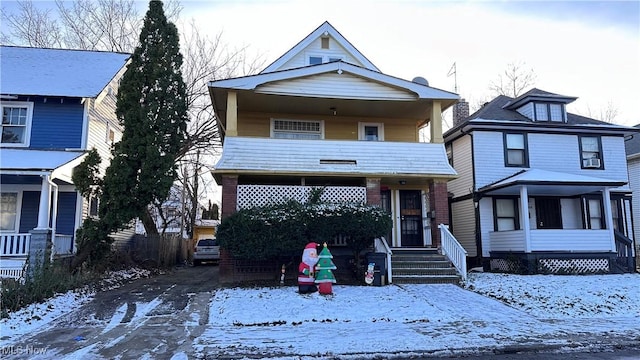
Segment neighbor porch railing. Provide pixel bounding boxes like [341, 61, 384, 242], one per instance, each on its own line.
[1, 233, 30, 257]
[614, 230, 634, 272]
[374, 237, 393, 284]
[439, 224, 467, 281]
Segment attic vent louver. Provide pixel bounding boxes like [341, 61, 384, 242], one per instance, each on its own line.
[320, 159, 357, 165]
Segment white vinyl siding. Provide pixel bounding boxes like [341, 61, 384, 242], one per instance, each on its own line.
[451, 199, 477, 257]
[279, 37, 363, 70]
[515, 103, 533, 119]
[474, 131, 630, 190]
[530, 230, 611, 251]
[447, 135, 473, 197]
[628, 159, 640, 244]
[256, 73, 416, 100]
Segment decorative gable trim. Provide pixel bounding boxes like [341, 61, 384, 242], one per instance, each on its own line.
[261, 21, 380, 74]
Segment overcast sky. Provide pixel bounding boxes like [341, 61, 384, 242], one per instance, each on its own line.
[179, 0, 640, 127]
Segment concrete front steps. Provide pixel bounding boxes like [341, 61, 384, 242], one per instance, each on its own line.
[391, 248, 462, 285]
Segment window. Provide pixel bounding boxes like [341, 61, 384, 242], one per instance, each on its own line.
[1, 101, 33, 147]
[358, 122, 384, 141]
[446, 143, 453, 166]
[585, 198, 604, 229]
[494, 198, 519, 231]
[308, 55, 343, 65]
[534, 102, 565, 122]
[272, 119, 323, 139]
[89, 195, 99, 217]
[504, 133, 528, 167]
[0, 192, 18, 231]
[579, 136, 603, 169]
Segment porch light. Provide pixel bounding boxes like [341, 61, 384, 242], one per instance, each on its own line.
[330, 107, 337, 116]
[399, 180, 406, 185]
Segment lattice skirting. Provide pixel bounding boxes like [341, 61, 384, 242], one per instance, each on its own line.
[490, 258, 520, 272]
[537, 258, 609, 274]
[237, 185, 366, 209]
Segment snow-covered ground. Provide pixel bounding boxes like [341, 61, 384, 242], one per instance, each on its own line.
[2, 271, 639, 359]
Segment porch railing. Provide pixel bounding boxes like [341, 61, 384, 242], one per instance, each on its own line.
[1, 233, 30, 257]
[374, 237, 393, 284]
[614, 230, 634, 272]
[439, 224, 468, 281]
[53, 234, 74, 256]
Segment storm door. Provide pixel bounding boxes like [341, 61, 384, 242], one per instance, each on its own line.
[535, 197, 562, 229]
[400, 190, 424, 247]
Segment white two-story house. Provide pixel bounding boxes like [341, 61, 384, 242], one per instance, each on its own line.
[444, 89, 637, 274]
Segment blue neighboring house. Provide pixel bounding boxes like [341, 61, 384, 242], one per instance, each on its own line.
[0, 46, 130, 278]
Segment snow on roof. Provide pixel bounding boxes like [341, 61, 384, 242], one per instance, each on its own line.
[0, 46, 130, 98]
[214, 137, 457, 178]
[0, 148, 86, 172]
[479, 168, 627, 196]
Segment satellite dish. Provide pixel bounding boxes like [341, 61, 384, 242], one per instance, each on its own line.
[412, 76, 429, 86]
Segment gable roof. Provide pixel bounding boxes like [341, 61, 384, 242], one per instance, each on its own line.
[0, 46, 130, 98]
[210, 60, 458, 101]
[261, 21, 379, 74]
[626, 124, 640, 157]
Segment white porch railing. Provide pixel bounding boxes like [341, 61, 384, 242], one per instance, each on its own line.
[374, 237, 393, 284]
[53, 234, 74, 256]
[1, 233, 30, 257]
[439, 224, 468, 281]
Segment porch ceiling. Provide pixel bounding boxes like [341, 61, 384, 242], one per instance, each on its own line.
[479, 169, 626, 197]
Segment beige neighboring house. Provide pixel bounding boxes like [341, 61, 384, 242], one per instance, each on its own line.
[208, 21, 464, 283]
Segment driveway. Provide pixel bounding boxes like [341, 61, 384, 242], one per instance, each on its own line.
[4, 264, 218, 359]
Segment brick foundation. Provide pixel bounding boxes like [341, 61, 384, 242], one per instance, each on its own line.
[429, 180, 449, 248]
[366, 178, 381, 206]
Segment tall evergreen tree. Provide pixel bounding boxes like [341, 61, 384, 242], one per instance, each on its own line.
[101, 0, 188, 231]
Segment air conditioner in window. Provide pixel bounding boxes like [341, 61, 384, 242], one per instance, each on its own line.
[583, 158, 601, 168]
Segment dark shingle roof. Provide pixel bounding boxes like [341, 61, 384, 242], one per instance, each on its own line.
[626, 124, 640, 156]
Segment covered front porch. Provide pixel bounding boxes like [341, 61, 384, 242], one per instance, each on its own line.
[0, 149, 86, 280]
[479, 169, 635, 273]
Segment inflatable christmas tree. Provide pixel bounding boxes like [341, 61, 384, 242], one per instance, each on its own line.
[315, 242, 337, 295]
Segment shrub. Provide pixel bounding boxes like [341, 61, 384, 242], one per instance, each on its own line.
[216, 200, 392, 262]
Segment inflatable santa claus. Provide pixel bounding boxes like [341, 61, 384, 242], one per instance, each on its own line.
[298, 242, 319, 294]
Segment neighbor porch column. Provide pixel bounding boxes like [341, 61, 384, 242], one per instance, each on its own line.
[366, 178, 381, 206]
[429, 101, 443, 144]
[36, 174, 52, 230]
[519, 185, 531, 253]
[603, 187, 616, 252]
[227, 91, 238, 137]
[429, 179, 449, 248]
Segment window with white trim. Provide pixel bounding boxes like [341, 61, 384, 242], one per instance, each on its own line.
[271, 119, 323, 139]
[307, 54, 344, 65]
[494, 198, 519, 231]
[1, 101, 33, 146]
[0, 192, 18, 231]
[358, 122, 384, 141]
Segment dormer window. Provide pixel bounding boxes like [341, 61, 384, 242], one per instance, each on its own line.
[534, 102, 565, 122]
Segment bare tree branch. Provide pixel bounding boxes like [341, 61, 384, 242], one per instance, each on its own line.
[489, 61, 536, 98]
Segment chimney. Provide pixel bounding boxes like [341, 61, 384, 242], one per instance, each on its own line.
[452, 98, 469, 127]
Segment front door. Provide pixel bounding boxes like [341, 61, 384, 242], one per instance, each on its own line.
[535, 197, 562, 229]
[400, 190, 424, 247]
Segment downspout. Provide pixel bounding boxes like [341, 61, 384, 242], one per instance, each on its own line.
[48, 176, 59, 262]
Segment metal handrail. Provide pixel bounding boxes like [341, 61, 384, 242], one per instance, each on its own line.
[374, 236, 393, 284]
[439, 224, 468, 281]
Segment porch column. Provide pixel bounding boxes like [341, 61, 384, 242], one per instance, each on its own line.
[36, 175, 52, 230]
[366, 178, 381, 206]
[429, 179, 449, 248]
[519, 185, 531, 252]
[221, 175, 239, 219]
[227, 91, 238, 137]
[429, 101, 443, 144]
[603, 187, 616, 252]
